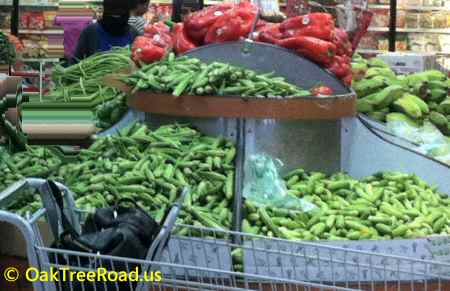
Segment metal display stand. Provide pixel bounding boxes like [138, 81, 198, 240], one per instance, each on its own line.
[119, 41, 450, 275]
[127, 40, 449, 193]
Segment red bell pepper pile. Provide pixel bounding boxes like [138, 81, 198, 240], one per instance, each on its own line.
[256, 13, 353, 86]
[131, 22, 173, 64]
[131, 2, 257, 64]
[183, 1, 257, 45]
[172, 23, 197, 55]
[131, 8, 353, 86]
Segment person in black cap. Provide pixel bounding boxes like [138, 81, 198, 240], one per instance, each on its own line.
[72, 0, 139, 62]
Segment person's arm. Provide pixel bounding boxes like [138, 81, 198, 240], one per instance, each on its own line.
[128, 17, 146, 35]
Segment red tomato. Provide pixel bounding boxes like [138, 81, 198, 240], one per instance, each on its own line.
[311, 85, 334, 96]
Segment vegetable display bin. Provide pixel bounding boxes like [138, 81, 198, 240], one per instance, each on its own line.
[123, 40, 450, 284]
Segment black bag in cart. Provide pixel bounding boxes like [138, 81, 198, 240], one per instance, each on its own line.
[43, 180, 166, 291]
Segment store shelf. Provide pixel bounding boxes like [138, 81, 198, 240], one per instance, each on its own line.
[0, 28, 64, 35]
[59, 0, 102, 3]
[151, 0, 221, 4]
[368, 27, 450, 34]
[357, 49, 388, 54]
[357, 49, 450, 56]
[21, 58, 60, 63]
[0, 3, 58, 9]
[369, 4, 450, 10]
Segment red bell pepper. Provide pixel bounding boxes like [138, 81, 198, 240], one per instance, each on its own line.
[172, 23, 197, 54]
[131, 36, 166, 65]
[184, 3, 233, 43]
[276, 36, 336, 65]
[256, 19, 268, 30]
[256, 23, 282, 44]
[326, 55, 351, 78]
[342, 73, 353, 86]
[333, 28, 353, 57]
[236, 1, 258, 36]
[143, 22, 173, 50]
[280, 13, 335, 41]
[144, 21, 170, 36]
[204, 12, 242, 44]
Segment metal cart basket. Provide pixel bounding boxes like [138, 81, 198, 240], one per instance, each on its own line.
[0, 179, 360, 291]
[152, 223, 450, 291]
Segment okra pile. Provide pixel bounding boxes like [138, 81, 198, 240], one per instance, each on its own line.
[1, 123, 236, 229]
[50, 122, 236, 227]
[126, 53, 310, 98]
[0, 146, 62, 215]
[243, 168, 450, 240]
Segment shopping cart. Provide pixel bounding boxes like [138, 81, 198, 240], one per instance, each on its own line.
[153, 223, 450, 291]
[0, 179, 359, 291]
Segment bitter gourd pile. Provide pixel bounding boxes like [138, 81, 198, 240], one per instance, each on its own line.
[352, 54, 450, 138]
[243, 168, 450, 240]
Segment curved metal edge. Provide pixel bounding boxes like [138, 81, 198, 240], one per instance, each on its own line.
[0, 178, 76, 291]
[342, 117, 450, 194]
[357, 115, 450, 170]
[0, 210, 46, 291]
[183, 40, 353, 94]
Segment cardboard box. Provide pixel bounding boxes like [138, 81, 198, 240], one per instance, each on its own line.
[378, 52, 437, 74]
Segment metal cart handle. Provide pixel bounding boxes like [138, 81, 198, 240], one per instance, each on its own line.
[135, 188, 188, 291]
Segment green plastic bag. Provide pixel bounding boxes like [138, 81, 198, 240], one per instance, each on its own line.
[243, 154, 316, 211]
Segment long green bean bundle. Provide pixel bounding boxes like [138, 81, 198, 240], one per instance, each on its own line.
[53, 47, 133, 87]
[32, 48, 134, 130]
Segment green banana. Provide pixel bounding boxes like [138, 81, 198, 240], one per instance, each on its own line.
[406, 74, 429, 87]
[393, 97, 423, 119]
[361, 85, 403, 107]
[429, 111, 448, 128]
[402, 93, 429, 114]
[353, 77, 387, 98]
[365, 67, 396, 80]
[409, 81, 428, 98]
[385, 112, 419, 127]
[351, 62, 368, 81]
[376, 85, 404, 108]
[438, 98, 450, 115]
[367, 58, 389, 68]
[368, 111, 387, 122]
[428, 101, 438, 111]
[420, 70, 447, 82]
[357, 98, 374, 113]
[427, 80, 448, 91]
[428, 89, 447, 103]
